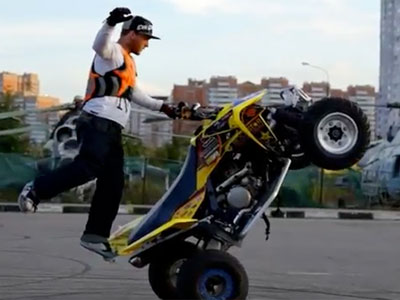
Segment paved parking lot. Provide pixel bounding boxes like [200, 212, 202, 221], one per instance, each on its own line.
[0, 213, 399, 299]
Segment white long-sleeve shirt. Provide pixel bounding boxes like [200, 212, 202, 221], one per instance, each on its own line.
[83, 23, 163, 127]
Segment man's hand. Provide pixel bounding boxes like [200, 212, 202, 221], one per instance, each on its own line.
[106, 7, 133, 26]
[160, 104, 177, 119]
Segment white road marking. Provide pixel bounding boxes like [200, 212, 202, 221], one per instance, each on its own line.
[287, 271, 332, 276]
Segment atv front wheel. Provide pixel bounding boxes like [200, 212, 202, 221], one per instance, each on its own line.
[302, 98, 370, 170]
[177, 250, 249, 300]
[148, 241, 198, 299]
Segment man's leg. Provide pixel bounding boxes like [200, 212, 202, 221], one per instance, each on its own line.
[19, 115, 112, 212]
[35, 115, 114, 200]
[83, 133, 124, 238]
[80, 128, 124, 259]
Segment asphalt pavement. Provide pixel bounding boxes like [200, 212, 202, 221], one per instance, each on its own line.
[0, 213, 399, 300]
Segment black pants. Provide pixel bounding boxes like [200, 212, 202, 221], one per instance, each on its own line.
[34, 112, 124, 238]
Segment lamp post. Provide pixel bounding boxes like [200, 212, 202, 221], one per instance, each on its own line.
[301, 62, 330, 97]
[301, 61, 331, 206]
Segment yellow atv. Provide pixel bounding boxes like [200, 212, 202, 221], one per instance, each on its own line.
[108, 88, 370, 299]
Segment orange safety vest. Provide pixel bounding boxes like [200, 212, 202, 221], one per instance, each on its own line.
[84, 48, 136, 101]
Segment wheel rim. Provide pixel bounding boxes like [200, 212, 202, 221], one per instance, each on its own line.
[198, 268, 234, 299]
[316, 112, 358, 155]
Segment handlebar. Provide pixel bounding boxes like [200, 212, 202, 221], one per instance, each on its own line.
[175, 102, 221, 120]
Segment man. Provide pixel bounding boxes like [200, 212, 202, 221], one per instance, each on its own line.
[18, 7, 176, 259]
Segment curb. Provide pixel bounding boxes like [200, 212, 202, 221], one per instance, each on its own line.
[337, 212, 374, 220]
[0, 203, 149, 215]
[60, 204, 134, 214]
[268, 208, 400, 221]
[0, 204, 20, 212]
[1, 203, 399, 220]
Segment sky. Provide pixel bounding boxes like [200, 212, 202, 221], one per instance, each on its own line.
[0, 0, 380, 103]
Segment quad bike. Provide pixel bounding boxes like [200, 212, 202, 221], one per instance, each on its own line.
[106, 88, 370, 299]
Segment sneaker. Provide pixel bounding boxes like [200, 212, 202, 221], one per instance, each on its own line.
[80, 234, 116, 261]
[18, 181, 39, 213]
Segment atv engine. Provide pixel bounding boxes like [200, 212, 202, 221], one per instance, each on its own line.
[216, 165, 263, 210]
[227, 186, 251, 209]
[210, 147, 268, 226]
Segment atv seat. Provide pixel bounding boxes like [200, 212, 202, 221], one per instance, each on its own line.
[128, 146, 197, 244]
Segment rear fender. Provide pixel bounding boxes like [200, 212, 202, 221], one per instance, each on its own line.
[108, 216, 144, 254]
[109, 218, 197, 256]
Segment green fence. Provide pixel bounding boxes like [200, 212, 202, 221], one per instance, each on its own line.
[279, 166, 364, 208]
[0, 153, 183, 205]
[0, 153, 373, 208]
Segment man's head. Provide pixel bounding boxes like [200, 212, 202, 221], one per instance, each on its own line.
[119, 16, 160, 55]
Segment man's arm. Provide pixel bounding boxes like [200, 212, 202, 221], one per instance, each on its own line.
[92, 23, 120, 60]
[129, 87, 177, 119]
[129, 87, 164, 111]
[92, 7, 132, 60]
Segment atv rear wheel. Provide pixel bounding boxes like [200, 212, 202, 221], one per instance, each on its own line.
[302, 98, 370, 170]
[148, 241, 198, 299]
[177, 250, 248, 300]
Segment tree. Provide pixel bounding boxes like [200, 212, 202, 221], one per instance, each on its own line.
[149, 137, 189, 166]
[0, 92, 30, 153]
[123, 137, 146, 156]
